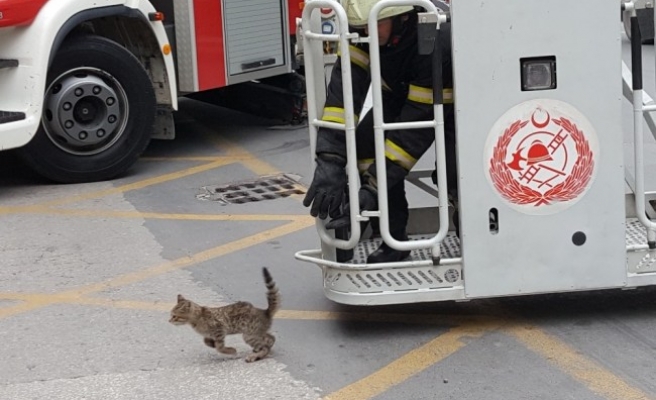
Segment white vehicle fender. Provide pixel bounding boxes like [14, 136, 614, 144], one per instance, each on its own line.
[0, 0, 177, 150]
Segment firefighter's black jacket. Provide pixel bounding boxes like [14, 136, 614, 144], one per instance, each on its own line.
[315, 14, 454, 189]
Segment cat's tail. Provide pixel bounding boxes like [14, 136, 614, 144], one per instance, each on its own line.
[262, 267, 280, 318]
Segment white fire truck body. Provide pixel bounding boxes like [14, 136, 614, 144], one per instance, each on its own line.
[295, 0, 656, 305]
[0, 0, 303, 183]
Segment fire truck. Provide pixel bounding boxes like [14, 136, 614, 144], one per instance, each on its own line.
[0, 0, 306, 183]
[294, 0, 656, 305]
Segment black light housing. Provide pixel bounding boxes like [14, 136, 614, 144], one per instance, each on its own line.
[520, 56, 557, 91]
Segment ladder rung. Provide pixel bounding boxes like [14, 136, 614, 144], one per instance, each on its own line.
[643, 104, 656, 113]
[0, 110, 26, 124]
[0, 59, 18, 69]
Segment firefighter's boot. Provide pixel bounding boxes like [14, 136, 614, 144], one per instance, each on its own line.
[367, 182, 410, 263]
[367, 229, 411, 263]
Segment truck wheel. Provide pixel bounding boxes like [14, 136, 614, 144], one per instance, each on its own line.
[18, 35, 156, 183]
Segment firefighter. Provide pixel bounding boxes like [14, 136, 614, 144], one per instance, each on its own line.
[303, 0, 457, 263]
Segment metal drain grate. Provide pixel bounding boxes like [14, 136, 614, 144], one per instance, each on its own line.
[197, 174, 305, 205]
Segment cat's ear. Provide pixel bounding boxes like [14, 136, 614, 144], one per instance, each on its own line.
[177, 294, 185, 302]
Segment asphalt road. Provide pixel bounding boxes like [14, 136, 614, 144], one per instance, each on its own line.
[1, 32, 656, 400]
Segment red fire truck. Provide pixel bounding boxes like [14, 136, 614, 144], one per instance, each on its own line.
[0, 0, 305, 183]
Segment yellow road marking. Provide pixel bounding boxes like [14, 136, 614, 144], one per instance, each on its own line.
[275, 309, 496, 325]
[39, 159, 235, 207]
[0, 294, 176, 313]
[0, 218, 314, 320]
[3, 208, 308, 221]
[323, 320, 499, 400]
[4, 288, 650, 400]
[202, 131, 284, 176]
[0, 301, 55, 320]
[0, 296, 493, 326]
[0, 137, 306, 214]
[141, 155, 284, 163]
[0, 118, 303, 214]
[506, 323, 653, 400]
[141, 156, 225, 162]
[75, 297, 174, 312]
[66, 217, 313, 297]
[0, 158, 236, 213]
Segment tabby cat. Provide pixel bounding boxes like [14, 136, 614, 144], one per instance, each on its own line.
[169, 267, 280, 362]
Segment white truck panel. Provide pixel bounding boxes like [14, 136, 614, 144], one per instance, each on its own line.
[450, 0, 626, 297]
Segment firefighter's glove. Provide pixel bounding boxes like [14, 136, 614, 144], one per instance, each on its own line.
[303, 153, 348, 219]
[325, 184, 378, 230]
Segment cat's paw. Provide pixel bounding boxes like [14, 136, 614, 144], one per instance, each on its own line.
[218, 346, 237, 355]
[245, 354, 262, 363]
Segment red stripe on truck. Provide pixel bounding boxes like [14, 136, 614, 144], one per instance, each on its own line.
[288, 0, 303, 36]
[193, 0, 226, 90]
[0, 0, 49, 28]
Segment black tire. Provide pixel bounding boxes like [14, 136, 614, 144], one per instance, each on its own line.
[18, 34, 156, 183]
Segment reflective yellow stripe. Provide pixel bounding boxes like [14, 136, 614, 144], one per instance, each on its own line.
[407, 84, 433, 104]
[407, 86, 455, 105]
[350, 46, 370, 70]
[322, 107, 345, 124]
[358, 158, 374, 174]
[337, 45, 370, 71]
[321, 107, 359, 125]
[443, 88, 454, 104]
[385, 139, 417, 170]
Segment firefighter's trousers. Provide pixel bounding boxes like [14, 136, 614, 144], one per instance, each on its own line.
[354, 99, 458, 239]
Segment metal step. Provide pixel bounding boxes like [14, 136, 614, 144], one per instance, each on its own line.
[0, 59, 18, 69]
[299, 219, 656, 305]
[626, 218, 648, 249]
[0, 110, 26, 124]
[350, 233, 461, 264]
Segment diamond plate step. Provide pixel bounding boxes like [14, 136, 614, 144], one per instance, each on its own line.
[350, 233, 461, 264]
[626, 218, 648, 248]
[0, 110, 25, 124]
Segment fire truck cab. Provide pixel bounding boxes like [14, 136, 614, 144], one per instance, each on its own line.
[0, 0, 304, 183]
[295, 0, 656, 305]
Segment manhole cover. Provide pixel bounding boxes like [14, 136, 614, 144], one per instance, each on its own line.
[197, 174, 306, 205]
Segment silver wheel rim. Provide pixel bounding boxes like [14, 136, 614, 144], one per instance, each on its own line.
[42, 67, 130, 156]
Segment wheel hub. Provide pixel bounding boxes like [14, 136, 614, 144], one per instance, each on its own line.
[43, 68, 129, 155]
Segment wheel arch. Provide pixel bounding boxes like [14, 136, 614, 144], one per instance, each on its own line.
[50, 5, 177, 112]
[19, 33, 158, 183]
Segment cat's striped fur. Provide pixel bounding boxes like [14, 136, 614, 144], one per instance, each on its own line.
[169, 267, 280, 362]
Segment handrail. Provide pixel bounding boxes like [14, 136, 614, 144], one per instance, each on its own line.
[302, 0, 364, 249]
[294, 249, 462, 270]
[627, 1, 656, 248]
[302, 0, 451, 258]
[367, 0, 449, 257]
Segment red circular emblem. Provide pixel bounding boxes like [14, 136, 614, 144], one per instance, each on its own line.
[488, 109, 595, 208]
